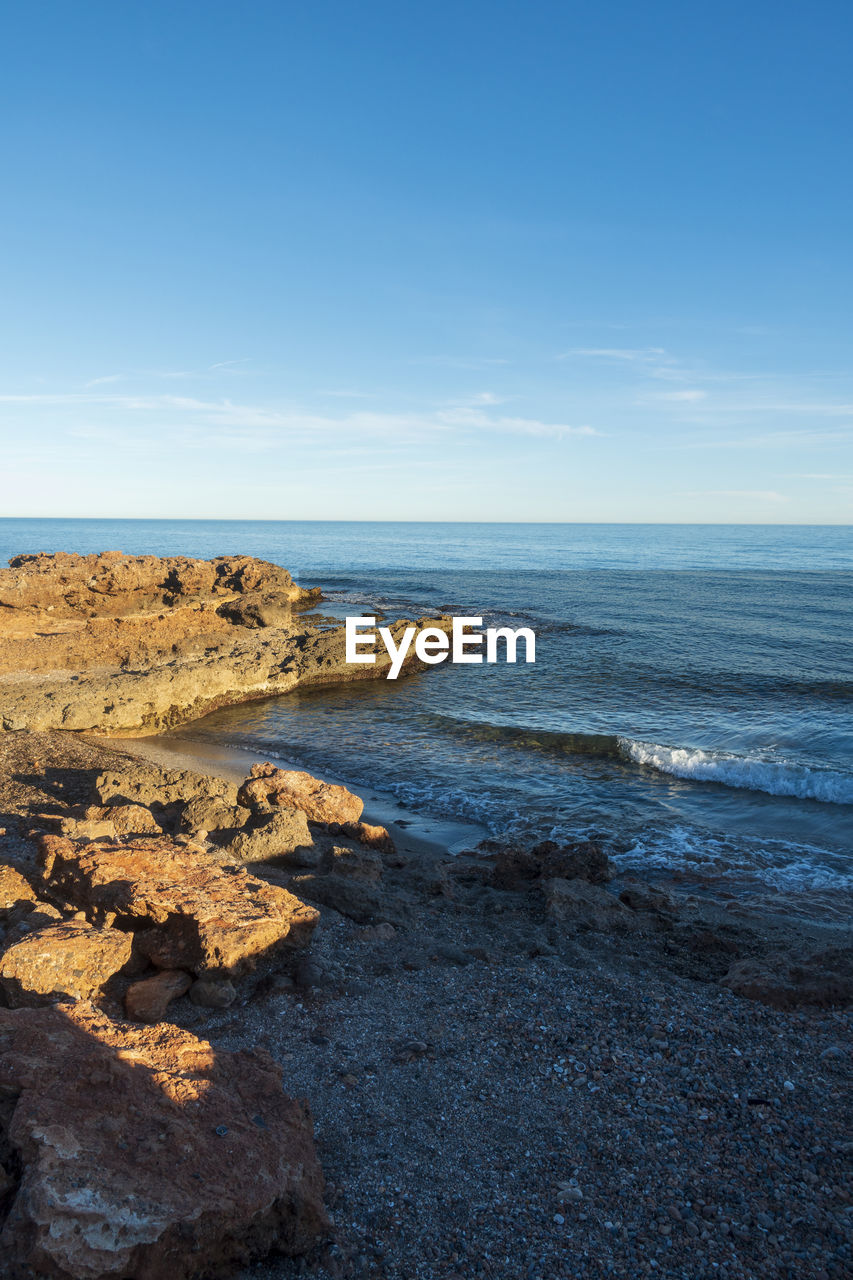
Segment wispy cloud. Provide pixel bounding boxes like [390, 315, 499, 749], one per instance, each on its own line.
[683, 489, 789, 502]
[654, 389, 707, 402]
[468, 391, 506, 406]
[208, 358, 251, 371]
[409, 355, 511, 369]
[0, 389, 600, 444]
[561, 347, 669, 362]
[83, 374, 123, 388]
[438, 406, 598, 438]
[780, 472, 853, 480]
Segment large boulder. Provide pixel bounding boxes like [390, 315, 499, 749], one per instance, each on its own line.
[0, 920, 133, 1007]
[38, 833, 319, 976]
[238, 763, 364, 825]
[220, 809, 314, 865]
[0, 1001, 328, 1278]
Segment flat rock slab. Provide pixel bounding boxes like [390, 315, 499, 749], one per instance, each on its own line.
[238, 763, 364, 824]
[0, 920, 133, 1007]
[0, 1001, 327, 1278]
[39, 834, 319, 976]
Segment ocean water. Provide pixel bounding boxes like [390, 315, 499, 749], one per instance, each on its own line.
[2, 520, 852, 914]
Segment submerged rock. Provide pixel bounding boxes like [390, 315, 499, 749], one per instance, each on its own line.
[38, 833, 319, 976]
[0, 1000, 327, 1277]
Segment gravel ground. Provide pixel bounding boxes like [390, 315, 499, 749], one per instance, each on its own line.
[205, 916, 851, 1280]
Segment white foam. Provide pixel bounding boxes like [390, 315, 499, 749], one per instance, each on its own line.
[619, 738, 853, 805]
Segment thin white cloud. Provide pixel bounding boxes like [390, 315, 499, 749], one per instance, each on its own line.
[683, 489, 789, 502]
[654, 389, 707, 402]
[562, 347, 669, 362]
[83, 374, 123, 388]
[780, 472, 853, 480]
[0, 390, 600, 444]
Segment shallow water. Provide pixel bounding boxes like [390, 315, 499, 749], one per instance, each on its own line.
[3, 519, 851, 915]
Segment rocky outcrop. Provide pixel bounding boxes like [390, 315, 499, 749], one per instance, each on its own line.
[721, 949, 853, 1009]
[0, 551, 450, 735]
[238, 763, 365, 824]
[0, 550, 311, 617]
[329, 821, 396, 855]
[220, 810, 314, 864]
[544, 877, 635, 931]
[0, 1001, 327, 1278]
[94, 766, 241, 813]
[50, 803, 164, 840]
[0, 920, 133, 1007]
[492, 838, 614, 889]
[39, 833, 319, 976]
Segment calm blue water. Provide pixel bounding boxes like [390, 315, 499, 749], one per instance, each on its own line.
[3, 520, 852, 913]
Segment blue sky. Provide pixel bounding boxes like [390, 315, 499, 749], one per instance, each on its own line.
[1, 1, 851, 522]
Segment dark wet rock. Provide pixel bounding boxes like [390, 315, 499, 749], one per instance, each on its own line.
[618, 883, 681, 916]
[292, 873, 401, 926]
[544, 877, 634, 931]
[721, 948, 853, 1009]
[493, 839, 614, 889]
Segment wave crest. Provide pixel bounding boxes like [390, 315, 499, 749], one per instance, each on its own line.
[620, 738, 853, 805]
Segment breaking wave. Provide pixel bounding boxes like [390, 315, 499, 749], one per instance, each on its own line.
[620, 738, 853, 805]
[434, 715, 853, 805]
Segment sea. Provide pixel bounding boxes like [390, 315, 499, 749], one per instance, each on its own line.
[2, 519, 851, 918]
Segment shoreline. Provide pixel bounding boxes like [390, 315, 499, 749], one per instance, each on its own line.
[100, 731, 489, 859]
[0, 727, 849, 1280]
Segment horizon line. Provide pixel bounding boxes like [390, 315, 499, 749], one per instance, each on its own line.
[0, 517, 850, 529]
